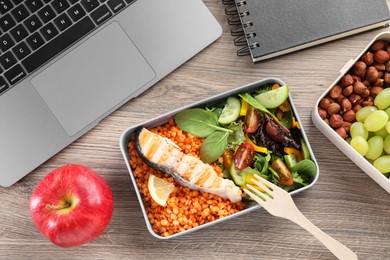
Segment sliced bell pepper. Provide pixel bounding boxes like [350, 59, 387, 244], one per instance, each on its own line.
[245, 134, 268, 154]
[278, 100, 291, 112]
[240, 99, 249, 116]
[291, 116, 300, 129]
[284, 147, 303, 162]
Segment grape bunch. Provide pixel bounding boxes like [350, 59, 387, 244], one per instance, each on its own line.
[349, 88, 390, 175]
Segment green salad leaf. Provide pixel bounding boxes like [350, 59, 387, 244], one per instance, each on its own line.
[175, 108, 230, 138]
[200, 131, 229, 163]
[291, 159, 317, 177]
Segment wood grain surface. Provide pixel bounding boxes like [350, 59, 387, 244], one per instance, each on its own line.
[1, 1, 390, 259]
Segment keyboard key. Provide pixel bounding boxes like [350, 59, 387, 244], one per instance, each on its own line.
[67, 3, 86, 22]
[0, 14, 16, 32]
[38, 5, 56, 23]
[22, 16, 95, 73]
[11, 0, 24, 4]
[0, 0, 13, 15]
[81, 0, 99, 12]
[0, 76, 8, 94]
[68, 0, 78, 3]
[4, 64, 26, 85]
[40, 22, 59, 41]
[24, 14, 43, 33]
[26, 32, 45, 50]
[107, 0, 124, 13]
[0, 34, 15, 52]
[12, 41, 31, 60]
[11, 3, 30, 22]
[51, 0, 70, 14]
[90, 4, 112, 25]
[125, 0, 135, 4]
[0, 51, 17, 70]
[25, 0, 44, 13]
[10, 24, 28, 42]
[54, 13, 72, 31]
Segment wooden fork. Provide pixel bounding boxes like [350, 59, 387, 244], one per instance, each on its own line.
[244, 175, 357, 260]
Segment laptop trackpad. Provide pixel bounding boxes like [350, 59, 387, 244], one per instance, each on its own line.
[31, 22, 156, 136]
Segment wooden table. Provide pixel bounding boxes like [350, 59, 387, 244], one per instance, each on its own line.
[2, 1, 390, 259]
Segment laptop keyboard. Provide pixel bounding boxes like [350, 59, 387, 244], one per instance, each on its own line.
[0, 0, 136, 94]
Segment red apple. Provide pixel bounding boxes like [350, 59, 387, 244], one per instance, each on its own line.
[30, 164, 114, 248]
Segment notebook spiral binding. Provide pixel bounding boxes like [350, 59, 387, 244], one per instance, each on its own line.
[222, 0, 260, 56]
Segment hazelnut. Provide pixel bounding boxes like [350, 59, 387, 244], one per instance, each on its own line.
[343, 121, 352, 132]
[327, 102, 341, 115]
[385, 60, 390, 72]
[351, 75, 361, 83]
[329, 85, 342, 99]
[373, 78, 384, 87]
[318, 107, 327, 119]
[342, 85, 353, 96]
[348, 93, 362, 105]
[324, 118, 330, 125]
[373, 63, 386, 71]
[353, 61, 366, 78]
[341, 98, 352, 112]
[370, 40, 387, 52]
[361, 100, 374, 107]
[330, 114, 344, 128]
[336, 93, 345, 103]
[374, 50, 390, 64]
[366, 66, 379, 82]
[335, 127, 348, 139]
[342, 110, 356, 122]
[361, 88, 371, 98]
[353, 81, 367, 94]
[340, 74, 354, 87]
[362, 80, 371, 87]
[361, 52, 374, 66]
[370, 86, 383, 97]
[353, 104, 362, 113]
[384, 72, 390, 84]
[319, 98, 331, 110]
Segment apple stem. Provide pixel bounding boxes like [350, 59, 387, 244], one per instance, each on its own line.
[46, 201, 72, 210]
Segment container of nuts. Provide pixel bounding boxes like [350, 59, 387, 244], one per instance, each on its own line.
[312, 32, 390, 194]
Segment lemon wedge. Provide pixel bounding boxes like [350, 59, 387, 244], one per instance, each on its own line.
[148, 174, 175, 206]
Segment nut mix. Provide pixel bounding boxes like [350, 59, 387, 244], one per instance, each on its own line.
[318, 39, 390, 139]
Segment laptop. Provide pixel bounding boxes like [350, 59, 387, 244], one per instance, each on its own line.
[0, 0, 222, 187]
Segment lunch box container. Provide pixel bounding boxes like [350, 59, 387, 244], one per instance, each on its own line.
[312, 32, 390, 194]
[120, 77, 319, 239]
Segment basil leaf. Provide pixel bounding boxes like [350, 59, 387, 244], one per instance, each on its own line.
[200, 131, 229, 163]
[291, 159, 317, 178]
[175, 108, 219, 138]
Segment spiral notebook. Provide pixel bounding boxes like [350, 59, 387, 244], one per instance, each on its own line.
[223, 0, 390, 62]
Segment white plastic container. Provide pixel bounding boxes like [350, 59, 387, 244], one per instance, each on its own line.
[120, 77, 319, 239]
[312, 32, 390, 194]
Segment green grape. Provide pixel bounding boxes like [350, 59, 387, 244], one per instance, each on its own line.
[350, 136, 369, 156]
[386, 107, 390, 118]
[384, 135, 390, 154]
[356, 106, 377, 122]
[364, 110, 388, 132]
[375, 126, 389, 139]
[373, 155, 390, 173]
[366, 136, 384, 160]
[374, 88, 390, 109]
[350, 122, 368, 139]
[386, 121, 390, 135]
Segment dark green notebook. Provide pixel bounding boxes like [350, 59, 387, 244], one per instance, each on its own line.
[223, 0, 390, 62]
